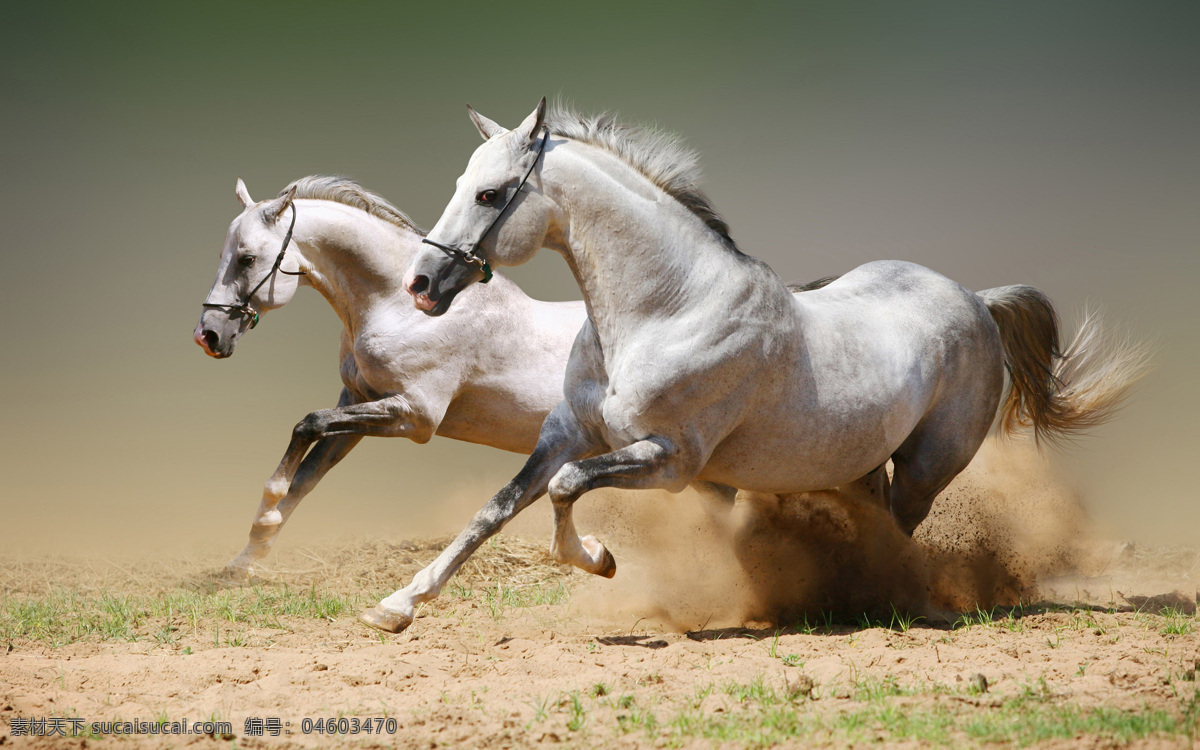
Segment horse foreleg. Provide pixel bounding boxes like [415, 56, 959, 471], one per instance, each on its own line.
[225, 389, 432, 576]
[224, 434, 361, 576]
[547, 437, 693, 577]
[260, 391, 430, 515]
[361, 403, 597, 634]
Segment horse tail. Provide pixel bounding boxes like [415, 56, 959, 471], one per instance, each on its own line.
[977, 285, 1151, 446]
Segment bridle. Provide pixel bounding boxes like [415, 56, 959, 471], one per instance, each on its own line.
[420, 128, 550, 284]
[202, 202, 305, 330]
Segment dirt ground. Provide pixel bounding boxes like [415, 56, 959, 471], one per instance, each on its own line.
[2, 444, 1198, 748]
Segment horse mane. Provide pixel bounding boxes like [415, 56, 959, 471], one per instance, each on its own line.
[545, 104, 740, 253]
[786, 275, 841, 293]
[280, 175, 425, 235]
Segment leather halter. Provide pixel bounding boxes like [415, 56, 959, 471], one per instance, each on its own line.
[202, 202, 305, 330]
[420, 129, 550, 284]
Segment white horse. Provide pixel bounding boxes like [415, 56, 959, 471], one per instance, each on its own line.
[363, 99, 1147, 633]
[194, 176, 587, 576]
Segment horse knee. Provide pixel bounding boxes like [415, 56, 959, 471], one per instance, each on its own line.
[292, 413, 324, 443]
[548, 462, 588, 503]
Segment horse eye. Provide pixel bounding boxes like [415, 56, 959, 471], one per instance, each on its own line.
[476, 189, 499, 205]
[238, 255, 255, 267]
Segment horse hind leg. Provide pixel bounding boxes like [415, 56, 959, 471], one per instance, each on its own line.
[890, 313, 1003, 536]
[888, 411, 991, 537]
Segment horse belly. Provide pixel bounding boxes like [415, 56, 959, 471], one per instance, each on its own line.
[697, 351, 931, 493]
[697, 413, 903, 494]
[435, 389, 549, 454]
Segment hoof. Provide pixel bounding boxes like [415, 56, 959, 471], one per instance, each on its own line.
[218, 563, 253, 581]
[581, 535, 617, 578]
[360, 606, 413, 634]
[595, 546, 617, 579]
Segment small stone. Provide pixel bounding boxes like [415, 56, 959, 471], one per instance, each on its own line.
[313, 663, 329, 671]
[970, 673, 988, 693]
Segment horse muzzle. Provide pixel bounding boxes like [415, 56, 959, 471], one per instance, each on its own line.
[404, 247, 479, 317]
[193, 315, 242, 358]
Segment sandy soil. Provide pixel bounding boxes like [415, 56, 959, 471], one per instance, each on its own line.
[2, 443, 1198, 748]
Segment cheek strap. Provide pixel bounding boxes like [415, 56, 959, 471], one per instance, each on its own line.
[420, 128, 549, 285]
[201, 202, 305, 329]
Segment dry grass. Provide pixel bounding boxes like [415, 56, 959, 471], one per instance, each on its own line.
[0, 533, 571, 597]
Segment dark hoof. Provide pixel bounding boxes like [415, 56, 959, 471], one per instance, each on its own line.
[596, 547, 617, 579]
[359, 606, 413, 634]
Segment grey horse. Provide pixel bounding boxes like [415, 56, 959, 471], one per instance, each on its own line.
[362, 99, 1146, 633]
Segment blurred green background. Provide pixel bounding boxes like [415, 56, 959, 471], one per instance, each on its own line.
[1, 1, 1196, 554]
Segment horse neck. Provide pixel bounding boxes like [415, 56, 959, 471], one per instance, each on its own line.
[547, 143, 743, 344]
[292, 199, 420, 332]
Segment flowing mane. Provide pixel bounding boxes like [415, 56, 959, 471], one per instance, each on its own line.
[545, 105, 739, 252]
[281, 175, 425, 235]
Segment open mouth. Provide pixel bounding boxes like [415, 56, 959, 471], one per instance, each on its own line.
[413, 289, 459, 317]
[197, 338, 234, 359]
[413, 293, 438, 313]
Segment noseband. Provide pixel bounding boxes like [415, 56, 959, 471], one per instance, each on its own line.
[420, 128, 550, 284]
[202, 202, 305, 330]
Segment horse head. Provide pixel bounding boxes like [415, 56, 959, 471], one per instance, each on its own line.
[194, 180, 304, 357]
[405, 98, 556, 316]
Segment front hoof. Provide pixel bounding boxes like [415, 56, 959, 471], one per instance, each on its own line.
[582, 535, 617, 579]
[596, 547, 617, 579]
[221, 565, 250, 579]
[360, 606, 413, 634]
[218, 562, 255, 581]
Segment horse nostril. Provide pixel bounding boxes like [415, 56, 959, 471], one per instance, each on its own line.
[203, 330, 220, 351]
[408, 274, 430, 295]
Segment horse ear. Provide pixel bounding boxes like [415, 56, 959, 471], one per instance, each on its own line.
[466, 104, 507, 141]
[515, 96, 547, 145]
[262, 184, 297, 224]
[235, 178, 254, 208]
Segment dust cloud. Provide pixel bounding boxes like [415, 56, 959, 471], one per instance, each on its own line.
[569, 439, 1109, 630]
